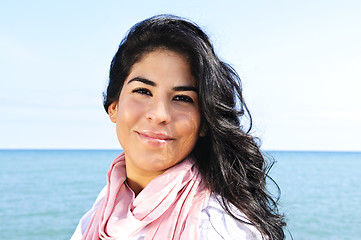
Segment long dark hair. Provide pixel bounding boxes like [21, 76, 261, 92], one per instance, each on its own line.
[103, 14, 286, 239]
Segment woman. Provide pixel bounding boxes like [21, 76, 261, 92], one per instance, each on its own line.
[71, 15, 286, 240]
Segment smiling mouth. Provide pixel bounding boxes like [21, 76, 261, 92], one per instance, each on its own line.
[136, 131, 175, 147]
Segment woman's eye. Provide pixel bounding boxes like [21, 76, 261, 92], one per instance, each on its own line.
[132, 88, 152, 96]
[173, 95, 194, 103]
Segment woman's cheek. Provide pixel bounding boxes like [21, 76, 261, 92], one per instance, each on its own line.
[117, 97, 145, 123]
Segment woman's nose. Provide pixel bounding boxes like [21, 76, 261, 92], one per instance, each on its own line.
[145, 98, 171, 124]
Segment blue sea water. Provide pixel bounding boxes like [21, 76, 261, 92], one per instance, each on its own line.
[0, 150, 360, 240]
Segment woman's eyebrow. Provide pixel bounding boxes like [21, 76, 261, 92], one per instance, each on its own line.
[173, 86, 198, 93]
[127, 77, 197, 92]
[127, 77, 156, 86]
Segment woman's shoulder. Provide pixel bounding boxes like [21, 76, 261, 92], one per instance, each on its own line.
[199, 194, 264, 240]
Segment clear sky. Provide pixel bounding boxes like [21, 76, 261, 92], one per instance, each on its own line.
[1, 0, 360, 151]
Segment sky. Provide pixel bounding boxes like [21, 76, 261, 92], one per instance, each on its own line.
[0, 0, 360, 151]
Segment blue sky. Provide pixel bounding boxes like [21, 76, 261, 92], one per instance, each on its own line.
[1, 0, 360, 151]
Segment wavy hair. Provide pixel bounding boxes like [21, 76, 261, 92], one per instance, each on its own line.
[103, 14, 286, 239]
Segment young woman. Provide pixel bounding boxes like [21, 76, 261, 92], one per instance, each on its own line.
[71, 15, 286, 240]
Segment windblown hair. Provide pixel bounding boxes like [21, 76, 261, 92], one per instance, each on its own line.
[103, 15, 286, 239]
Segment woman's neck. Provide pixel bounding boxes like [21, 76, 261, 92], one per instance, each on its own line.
[125, 167, 165, 196]
[126, 177, 147, 196]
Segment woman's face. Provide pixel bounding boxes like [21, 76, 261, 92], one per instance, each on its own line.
[108, 49, 202, 178]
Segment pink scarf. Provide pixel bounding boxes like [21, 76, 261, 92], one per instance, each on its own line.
[82, 153, 209, 240]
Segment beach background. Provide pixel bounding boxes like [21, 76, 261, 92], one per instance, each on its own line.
[1, 0, 360, 239]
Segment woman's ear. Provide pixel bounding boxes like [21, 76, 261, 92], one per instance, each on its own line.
[108, 102, 117, 123]
[199, 125, 207, 137]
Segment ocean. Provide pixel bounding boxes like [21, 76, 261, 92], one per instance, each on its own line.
[0, 150, 360, 240]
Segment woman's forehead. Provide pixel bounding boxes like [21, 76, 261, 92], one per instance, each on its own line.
[125, 49, 196, 86]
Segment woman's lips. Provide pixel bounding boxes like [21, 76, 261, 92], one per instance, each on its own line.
[136, 130, 174, 147]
